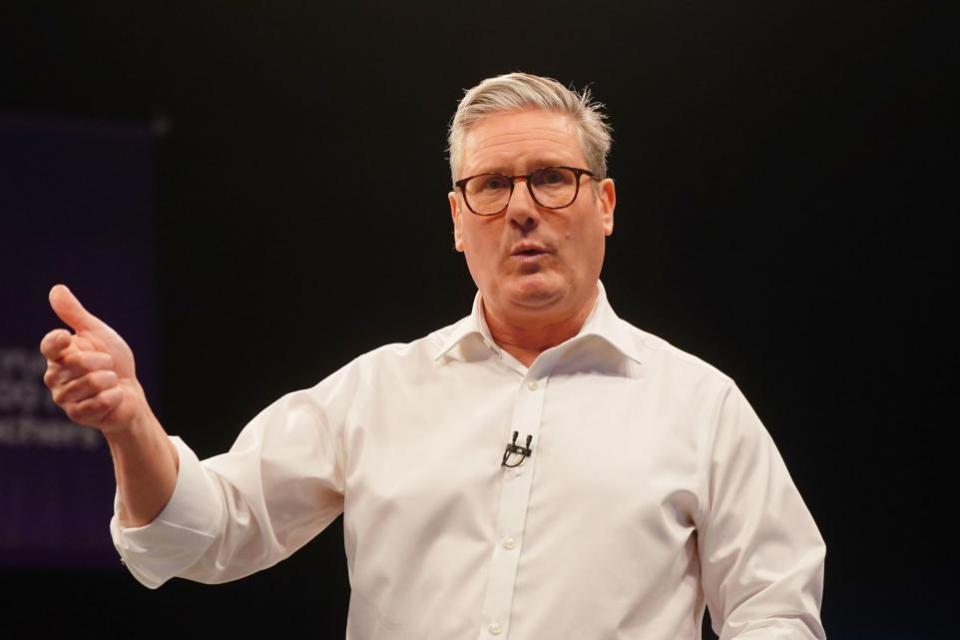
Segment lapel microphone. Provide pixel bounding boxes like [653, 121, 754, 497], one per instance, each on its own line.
[501, 430, 534, 467]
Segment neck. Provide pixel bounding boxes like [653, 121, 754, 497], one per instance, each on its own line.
[482, 286, 599, 367]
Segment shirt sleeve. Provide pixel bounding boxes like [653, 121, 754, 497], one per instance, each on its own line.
[698, 381, 827, 639]
[110, 360, 355, 589]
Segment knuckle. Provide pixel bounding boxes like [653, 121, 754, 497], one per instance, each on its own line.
[91, 392, 117, 415]
[71, 353, 95, 372]
[52, 388, 67, 406]
[74, 351, 93, 366]
[54, 370, 74, 388]
[54, 377, 85, 404]
[91, 372, 113, 391]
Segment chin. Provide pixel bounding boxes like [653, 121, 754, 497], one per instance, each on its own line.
[505, 273, 565, 308]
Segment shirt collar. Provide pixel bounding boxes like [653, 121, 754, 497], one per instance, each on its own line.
[433, 280, 643, 366]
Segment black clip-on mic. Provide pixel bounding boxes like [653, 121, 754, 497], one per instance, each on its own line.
[501, 430, 533, 468]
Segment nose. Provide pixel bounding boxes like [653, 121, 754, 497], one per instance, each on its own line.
[504, 178, 541, 231]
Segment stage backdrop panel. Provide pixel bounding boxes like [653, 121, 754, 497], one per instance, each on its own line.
[0, 115, 158, 568]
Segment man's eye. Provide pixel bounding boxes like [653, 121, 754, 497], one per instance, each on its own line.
[533, 169, 572, 187]
[479, 176, 510, 191]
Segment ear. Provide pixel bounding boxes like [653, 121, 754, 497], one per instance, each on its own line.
[597, 178, 616, 236]
[448, 190, 465, 252]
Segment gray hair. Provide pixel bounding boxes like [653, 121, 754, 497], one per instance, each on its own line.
[447, 72, 613, 185]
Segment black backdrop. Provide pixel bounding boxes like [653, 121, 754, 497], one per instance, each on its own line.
[1, 2, 953, 638]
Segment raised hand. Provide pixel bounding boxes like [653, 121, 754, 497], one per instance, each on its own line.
[40, 284, 150, 434]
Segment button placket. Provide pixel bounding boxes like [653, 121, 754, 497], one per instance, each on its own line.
[476, 373, 549, 640]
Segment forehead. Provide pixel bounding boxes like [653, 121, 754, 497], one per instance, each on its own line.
[460, 109, 585, 176]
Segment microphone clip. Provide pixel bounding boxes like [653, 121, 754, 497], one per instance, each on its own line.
[501, 431, 533, 468]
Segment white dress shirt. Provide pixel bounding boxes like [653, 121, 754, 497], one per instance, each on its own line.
[111, 282, 826, 639]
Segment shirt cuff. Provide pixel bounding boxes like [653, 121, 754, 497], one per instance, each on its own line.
[109, 435, 225, 589]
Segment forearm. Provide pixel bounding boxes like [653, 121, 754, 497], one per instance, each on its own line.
[104, 408, 179, 528]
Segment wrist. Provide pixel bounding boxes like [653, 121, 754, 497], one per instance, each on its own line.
[101, 399, 155, 444]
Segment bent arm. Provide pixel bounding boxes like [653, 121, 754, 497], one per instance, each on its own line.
[39, 284, 180, 528]
[698, 382, 827, 639]
[111, 360, 356, 589]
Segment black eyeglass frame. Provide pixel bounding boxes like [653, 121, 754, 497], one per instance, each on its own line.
[454, 166, 599, 216]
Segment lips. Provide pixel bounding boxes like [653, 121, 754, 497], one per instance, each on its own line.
[510, 242, 551, 257]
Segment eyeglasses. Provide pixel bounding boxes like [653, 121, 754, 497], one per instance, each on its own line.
[454, 166, 598, 216]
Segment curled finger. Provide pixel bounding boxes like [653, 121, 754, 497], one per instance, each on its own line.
[40, 329, 73, 361]
[49, 351, 116, 387]
[53, 370, 119, 407]
[66, 387, 123, 426]
[43, 361, 64, 389]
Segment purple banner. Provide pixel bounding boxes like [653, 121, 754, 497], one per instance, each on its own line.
[0, 115, 158, 568]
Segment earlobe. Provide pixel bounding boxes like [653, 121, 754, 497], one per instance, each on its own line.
[448, 191, 464, 252]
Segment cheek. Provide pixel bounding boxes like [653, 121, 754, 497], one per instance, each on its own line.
[463, 223, 500, 259]
[566, 216, 606, 270]
[461, 223, 503, 281]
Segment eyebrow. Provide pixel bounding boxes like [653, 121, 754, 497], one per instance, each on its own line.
[473, 160, 571, 176]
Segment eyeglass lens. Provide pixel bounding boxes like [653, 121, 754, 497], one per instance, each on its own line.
[464, 167, 580, 215]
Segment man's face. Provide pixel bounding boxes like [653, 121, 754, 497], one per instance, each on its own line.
[448, 109, 616, 327]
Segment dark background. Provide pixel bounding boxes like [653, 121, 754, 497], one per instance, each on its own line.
[1, 2, 953, 637]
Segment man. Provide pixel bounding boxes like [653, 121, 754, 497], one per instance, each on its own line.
[40, 72, 826, 639]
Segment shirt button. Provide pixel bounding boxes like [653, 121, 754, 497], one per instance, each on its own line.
[488, 621, 504, 635]
[502, 536, 517, 550]
[527, 379, 538, 391]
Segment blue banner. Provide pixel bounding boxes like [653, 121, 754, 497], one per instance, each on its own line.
[0, 115, 159, 568]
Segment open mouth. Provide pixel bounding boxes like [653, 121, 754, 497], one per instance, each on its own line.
[511, 242, 550, 258]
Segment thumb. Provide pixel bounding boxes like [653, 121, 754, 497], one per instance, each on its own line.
[49, 284, 108, 333]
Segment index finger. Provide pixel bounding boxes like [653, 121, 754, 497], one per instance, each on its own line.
[40, 329, 73, 362]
